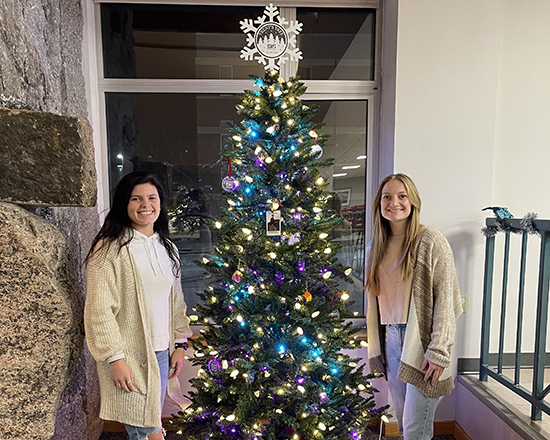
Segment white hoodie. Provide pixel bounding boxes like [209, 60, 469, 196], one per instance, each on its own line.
[128, 230, 174, 352]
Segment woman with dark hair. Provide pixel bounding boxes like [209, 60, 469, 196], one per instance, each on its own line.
[84, 171, 192, 440]
[365, 173, 462, 440]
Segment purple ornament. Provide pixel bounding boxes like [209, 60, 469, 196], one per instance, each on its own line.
[288, 233, 300, 245]
[208, 359, 221, 374]
[222, 176, 239, 192]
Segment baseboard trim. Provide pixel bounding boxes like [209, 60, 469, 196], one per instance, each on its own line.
[452, 421, 472, 440]
[104, 418, 471, 439]
[383, 421, 471, 439]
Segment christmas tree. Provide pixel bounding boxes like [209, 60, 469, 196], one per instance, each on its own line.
[167, 70, 388, 440]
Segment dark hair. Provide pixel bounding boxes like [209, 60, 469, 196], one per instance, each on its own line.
[85, 171, 180, 275]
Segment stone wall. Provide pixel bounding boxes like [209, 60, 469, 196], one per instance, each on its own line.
[0, 203, 85, 440]
[0, 1, 101, 439]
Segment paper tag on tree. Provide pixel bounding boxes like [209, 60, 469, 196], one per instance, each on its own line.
[266, 210, 281, 236]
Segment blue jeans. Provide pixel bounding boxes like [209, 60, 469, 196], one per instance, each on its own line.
[385, 324, 439, 440]
[125, 349, 169, 440]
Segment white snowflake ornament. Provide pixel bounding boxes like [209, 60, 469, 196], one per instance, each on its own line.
[240, 3, 303, 71]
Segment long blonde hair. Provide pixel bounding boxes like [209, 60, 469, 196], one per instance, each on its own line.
[365, 173, 422, 296]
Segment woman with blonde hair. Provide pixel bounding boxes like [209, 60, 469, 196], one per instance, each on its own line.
[365, 173, 462, 440]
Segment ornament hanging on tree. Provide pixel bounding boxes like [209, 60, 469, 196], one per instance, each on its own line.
[232, 270, 244, 283]
[288, 233, 301, 245]
[309, 130, 323, 159]
[266, 210, 282, 236]
[208, 358, 221, 375]
[222, 158, 239, 192]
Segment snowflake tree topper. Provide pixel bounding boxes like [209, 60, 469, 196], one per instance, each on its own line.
[240, 4, 303, 71]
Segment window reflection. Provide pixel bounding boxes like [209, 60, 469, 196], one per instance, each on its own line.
[101, 4, 375, 81]
[106, 93, 367, 313]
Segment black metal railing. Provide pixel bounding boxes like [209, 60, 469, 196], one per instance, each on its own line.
[480, 217, 550, 420]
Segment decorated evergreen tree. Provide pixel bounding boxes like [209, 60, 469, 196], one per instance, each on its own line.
[167, 70, 389, 440]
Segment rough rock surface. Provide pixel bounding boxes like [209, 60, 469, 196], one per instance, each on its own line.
[0, 107, 96, 207]
[45, 207, 102, 440]
[0, 0, 103, 438]
[0, 0, 87, 118]
[0, 202, 84, 440]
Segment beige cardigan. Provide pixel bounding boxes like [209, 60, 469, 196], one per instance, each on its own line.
[84, 239, 192, 427]
[366, 226, 463, 398]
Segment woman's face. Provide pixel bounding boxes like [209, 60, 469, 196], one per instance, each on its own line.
[127, 183, 161, 235]
[380, 179, 412, 226]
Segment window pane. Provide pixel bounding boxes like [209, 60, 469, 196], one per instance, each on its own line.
[297, 9, 376, 80]
[101, 4, 375, 81]
[106, 93, 367, 313]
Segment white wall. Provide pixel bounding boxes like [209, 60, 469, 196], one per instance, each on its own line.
[389, 0, 550, 421]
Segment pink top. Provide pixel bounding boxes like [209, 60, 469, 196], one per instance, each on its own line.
[378, 234, 412, 324]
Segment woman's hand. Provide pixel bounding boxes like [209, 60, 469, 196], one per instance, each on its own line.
[421, 359, 444, 386]
[109, 359, 135, 392]
[169, 348, 186, 379]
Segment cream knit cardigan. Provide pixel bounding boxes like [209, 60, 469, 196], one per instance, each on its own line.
[366, 226, 463, 398]
[84, 239, 192, 427]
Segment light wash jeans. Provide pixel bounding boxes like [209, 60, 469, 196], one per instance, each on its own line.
[125, 349, 169, 440]
[385, 324, 439, 440]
